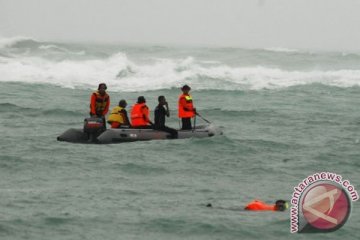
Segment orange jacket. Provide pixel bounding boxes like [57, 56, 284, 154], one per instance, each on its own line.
[244, 200, 276, 211]
[178, 94, 195, 118]
[131, 103, 151, 127]
[90, 91, 110, 116]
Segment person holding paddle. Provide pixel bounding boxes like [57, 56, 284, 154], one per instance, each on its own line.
[89, 83, 110, 128]
[178, 84, 197, 130]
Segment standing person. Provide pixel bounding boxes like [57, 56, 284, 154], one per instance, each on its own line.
[154, 96, 178, 139]
[178, 84, 196, 130]
[131, 96, 153, 128]
[89, 83, 110, 127]
[107, 99, 131, 128]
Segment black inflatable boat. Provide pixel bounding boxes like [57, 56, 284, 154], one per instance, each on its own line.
[57, 117, 222, 144]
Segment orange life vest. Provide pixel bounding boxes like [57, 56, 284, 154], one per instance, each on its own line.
[178, 94, 195, 118]
[90, 91, 110, 116]
[131, 103, 150, 127]
[244, 200, 276, 211]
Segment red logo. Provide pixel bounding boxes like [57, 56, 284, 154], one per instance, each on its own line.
[301, 182, 351, 232]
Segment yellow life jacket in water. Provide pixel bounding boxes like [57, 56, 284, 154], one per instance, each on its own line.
[108, 106, 125, 124]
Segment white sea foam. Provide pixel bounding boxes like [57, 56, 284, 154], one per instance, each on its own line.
[1, 50, 360, 91]
[264, 47, 300, 53]
[38, 44, 85, 55]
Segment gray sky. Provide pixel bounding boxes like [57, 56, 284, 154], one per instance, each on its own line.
[1, 0, 360, 51]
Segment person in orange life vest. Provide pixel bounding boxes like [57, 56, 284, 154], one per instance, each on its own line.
[178, 84, 196, 130]
[107, 99, 131, 128]
[131, 96, 153, 128]
[244, 199, 288, 211]
[89, 83, 110, 128]
[90, 83, 110, 117]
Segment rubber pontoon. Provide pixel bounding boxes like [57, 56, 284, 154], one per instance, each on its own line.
[57, 124, 222, 144]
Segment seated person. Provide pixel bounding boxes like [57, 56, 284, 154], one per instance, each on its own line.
[154, 96, 178, 139]
[107, 99, 131, 128]
[130, 96, 153, 128]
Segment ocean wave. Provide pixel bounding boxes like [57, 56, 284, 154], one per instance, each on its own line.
[264, 47, 300, 53]
[0, 103, 35, 113]
[1, 45, 360, 91]
[0, 36, 39, 49]
[0, 37, 87, 60]
[41, 108, 83, 117]
[0, 103, 81, 118]
[38, 44, 85, 55]
[113, 163, 168, 175]
[140, 217, 253, 237]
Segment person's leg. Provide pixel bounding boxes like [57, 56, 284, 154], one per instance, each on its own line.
[101, 116, 107, 130]
[161, 126, 178, 139]
[181, 118, 192, 130]
[111, 122, 120, 128]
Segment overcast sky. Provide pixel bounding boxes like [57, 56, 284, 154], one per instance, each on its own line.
[1, 0, 359, 50]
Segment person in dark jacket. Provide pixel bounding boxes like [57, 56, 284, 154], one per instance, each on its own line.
[154, 96, 178, 139]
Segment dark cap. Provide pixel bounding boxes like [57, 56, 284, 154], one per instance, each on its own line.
[119, 99, 127, 107]
[181, 84, 191, 90]
[98, 83, 107, 90]
[137, 96, 146, 104]
[275, 200, 288, 211]
[158, 95, 165, 102]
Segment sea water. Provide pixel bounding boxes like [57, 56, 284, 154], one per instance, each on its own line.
[0, 37, 359, 239]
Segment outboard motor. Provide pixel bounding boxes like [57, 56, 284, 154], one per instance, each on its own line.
[83, 117, 105, 142]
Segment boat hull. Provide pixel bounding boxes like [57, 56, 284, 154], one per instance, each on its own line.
[57, 124, 222, 144]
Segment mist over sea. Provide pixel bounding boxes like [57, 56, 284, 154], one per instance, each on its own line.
[0, 37, 359, 240]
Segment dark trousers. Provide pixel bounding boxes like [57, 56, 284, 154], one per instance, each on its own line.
[155, 126, 178, 139]
[181, 118, 192, 130]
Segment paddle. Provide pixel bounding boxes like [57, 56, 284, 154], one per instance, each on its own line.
[193, 114, 196, 131]
[196, 112, 211, 124]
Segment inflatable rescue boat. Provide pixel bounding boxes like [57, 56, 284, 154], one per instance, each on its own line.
[57, 117, 222, 144]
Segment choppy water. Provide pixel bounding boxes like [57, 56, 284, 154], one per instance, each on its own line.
[0, 37, 359, 239]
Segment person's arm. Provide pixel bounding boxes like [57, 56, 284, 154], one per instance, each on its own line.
[142, 106, 153, 125]
[179, 97, 188, 111]
[121, 109, 131, 126]
[90, 93, 97, 116]
[153, 107, 158, 126]
[164, 102, 170, 117]
[102, 95, 110, 115]
[180, 97, 194, 112]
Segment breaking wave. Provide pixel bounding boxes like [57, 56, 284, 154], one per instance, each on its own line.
[1, 37, 360, 91]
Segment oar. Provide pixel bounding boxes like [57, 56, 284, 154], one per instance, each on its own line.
[196, 112, 211, 124]
[193, 114, 196, 132]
